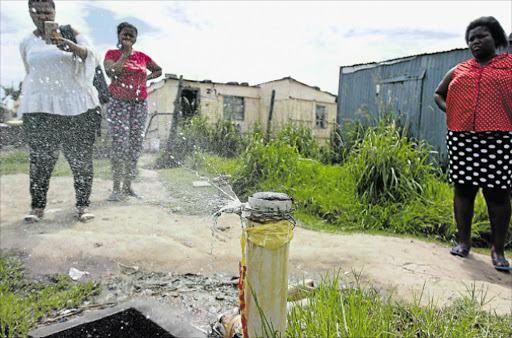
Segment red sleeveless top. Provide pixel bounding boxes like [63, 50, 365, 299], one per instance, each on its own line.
[446, 53, 512, 131]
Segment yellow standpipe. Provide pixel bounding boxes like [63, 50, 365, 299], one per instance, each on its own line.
[240, 192, 294, 338]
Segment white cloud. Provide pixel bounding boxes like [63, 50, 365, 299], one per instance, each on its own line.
[1, 0, 511, 95]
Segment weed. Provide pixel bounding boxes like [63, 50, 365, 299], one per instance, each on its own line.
[345, 118, 436, 204]
[0, 253, 100, 338]
[286, 271, 512, 337]
[231, 138, 300, 200]
[277, 124, 319, 160]
[157, 115, 245, 168]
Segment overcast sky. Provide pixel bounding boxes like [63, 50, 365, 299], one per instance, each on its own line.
[1, 0, 511, 96]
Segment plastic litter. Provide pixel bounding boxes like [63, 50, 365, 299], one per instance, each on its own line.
[68, 267, 90, 281]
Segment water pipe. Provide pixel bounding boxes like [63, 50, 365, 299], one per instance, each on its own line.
[239, 192, 295, 338]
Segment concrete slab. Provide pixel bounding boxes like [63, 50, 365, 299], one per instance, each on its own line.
[29, 299, 207, 338]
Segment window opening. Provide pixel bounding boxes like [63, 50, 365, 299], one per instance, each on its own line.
[315, 104, 327, 129]
[223, 96, 245, 120]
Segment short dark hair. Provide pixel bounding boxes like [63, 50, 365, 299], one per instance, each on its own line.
[117, 22, 138, 36]
[28, 0, 55, 9]
[465, 16, 508, 50]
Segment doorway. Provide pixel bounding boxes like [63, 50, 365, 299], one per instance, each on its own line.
[180, 88, 200, 121]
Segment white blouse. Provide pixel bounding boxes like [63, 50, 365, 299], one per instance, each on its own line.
[19, 32, 100, 117]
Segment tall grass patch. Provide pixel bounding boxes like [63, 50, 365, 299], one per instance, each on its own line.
[345, 118, 435, 204]
[157, 115, 245, 168]
[276, 124, 320, 160]
[220, 118, 507, 247]
[232, 138, 301, 200]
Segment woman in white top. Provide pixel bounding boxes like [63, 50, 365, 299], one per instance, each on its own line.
[19, 0, 100, 223]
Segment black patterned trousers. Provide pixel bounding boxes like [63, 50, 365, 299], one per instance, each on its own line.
[23, 108, 99, 209]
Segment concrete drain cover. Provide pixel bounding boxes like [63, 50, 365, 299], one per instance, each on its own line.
[29, 300, 207, 338]
[41, 308, 176, 338]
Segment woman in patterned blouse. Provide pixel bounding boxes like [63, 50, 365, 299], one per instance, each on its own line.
[434, 16, 512, 271]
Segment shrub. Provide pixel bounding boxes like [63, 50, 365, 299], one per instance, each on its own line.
[276, 124, 319, 160]
[209, 118, 245, 158]
[232, 138, 300, 199]
[345, 118, 436, 204]
[318, 124, 343, 165]
[157, 115, 245, 168]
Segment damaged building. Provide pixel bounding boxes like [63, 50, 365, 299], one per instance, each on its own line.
[145, 75, 337, 152]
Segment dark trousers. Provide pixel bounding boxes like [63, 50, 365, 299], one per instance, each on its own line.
[23, 109, 98, 209]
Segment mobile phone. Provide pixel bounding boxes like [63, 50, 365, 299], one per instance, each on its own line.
[44, 21, 60, 45]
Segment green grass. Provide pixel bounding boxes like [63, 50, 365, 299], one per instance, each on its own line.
[0, 151, 30, 175]
[0, 253, 100, 338]
[181, 118, 511, 250]
[0, 149, 112, 179]
[250, 271, 512, 337]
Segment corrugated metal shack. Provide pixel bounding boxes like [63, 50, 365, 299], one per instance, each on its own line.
[337, 48, 471, 155]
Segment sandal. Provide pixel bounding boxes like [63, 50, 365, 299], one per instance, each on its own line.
[450, 246, 470, 258]
[24, 209, 44, 224]
[492, 259, 512, 272]
[107, 192, 124, 201]
[77, 207, 95, 223]
[123, 189, 142, 199]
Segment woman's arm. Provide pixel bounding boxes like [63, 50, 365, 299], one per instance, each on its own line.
[146, 60, 162, 81]
[19, 39, 29, 75]
[55, 28, 88, 61]
[55, 38, 88, 61]
[104, 53, 131, 78]
[434, 66, 456, 113]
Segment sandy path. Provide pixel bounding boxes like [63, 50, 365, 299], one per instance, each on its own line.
[1, 162, 511, 315]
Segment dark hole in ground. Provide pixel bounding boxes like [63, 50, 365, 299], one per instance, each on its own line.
[40, 308, 177, 338]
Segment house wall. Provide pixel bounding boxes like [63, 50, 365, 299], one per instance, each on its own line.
[259, 79, 337, 142]
[146, 76, 337, 150]
[145, 80, 169, 152]
[206, 83, 261, 131]
[147, 79, 261, 145]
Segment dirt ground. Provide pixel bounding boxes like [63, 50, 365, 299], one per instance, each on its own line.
[1, 155, 511, 327]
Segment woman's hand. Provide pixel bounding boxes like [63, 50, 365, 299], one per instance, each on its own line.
[55, 37, 74, 52]
[55, 37, 88, 61]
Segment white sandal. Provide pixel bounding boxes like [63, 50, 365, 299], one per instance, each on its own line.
[24, 209, 44, 224]
[77, 207, 95, 223]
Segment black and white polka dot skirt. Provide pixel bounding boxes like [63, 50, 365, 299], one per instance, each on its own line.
[447, 131, 512, 189]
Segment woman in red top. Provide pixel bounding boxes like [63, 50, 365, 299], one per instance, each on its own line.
[104, 22, 161, 201]
[434, 16, 512, 271]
